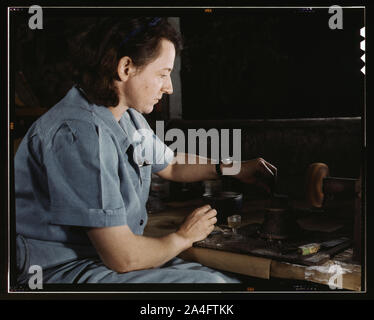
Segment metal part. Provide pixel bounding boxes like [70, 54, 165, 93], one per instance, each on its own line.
[260, 208, 290, 240]
[323, 177, 359, 202]
[259, 193, 300, 240]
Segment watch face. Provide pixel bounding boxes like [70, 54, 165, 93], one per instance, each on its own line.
[221, 158, 233, 165]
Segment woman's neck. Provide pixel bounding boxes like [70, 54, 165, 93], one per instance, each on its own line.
[108, 103, 129, 122]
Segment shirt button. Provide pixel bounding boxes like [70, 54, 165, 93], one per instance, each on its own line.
[140, 219, 144, 226]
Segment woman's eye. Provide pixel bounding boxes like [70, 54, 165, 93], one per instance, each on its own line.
[160, 74, 168, 78]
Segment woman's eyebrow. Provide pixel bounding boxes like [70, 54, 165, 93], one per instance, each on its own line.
[160, 67, 172, 72]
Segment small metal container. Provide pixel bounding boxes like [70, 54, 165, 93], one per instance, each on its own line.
[202, 191, 243, 225]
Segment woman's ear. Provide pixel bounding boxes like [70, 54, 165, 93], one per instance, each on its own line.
[117, 56, 135, 82]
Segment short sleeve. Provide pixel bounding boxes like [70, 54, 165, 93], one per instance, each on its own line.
[45, 120, 127, 228]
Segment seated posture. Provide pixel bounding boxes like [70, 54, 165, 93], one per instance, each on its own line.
[15, 17, 277, 284]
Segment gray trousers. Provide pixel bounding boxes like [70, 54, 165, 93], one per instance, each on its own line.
[42, 257, 242, 284]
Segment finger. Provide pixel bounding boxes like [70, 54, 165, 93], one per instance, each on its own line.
[199, 209, 217, 222]
[264, 161, 277, 176]
[263, 162, 277, 189]
[204, 208, 217, 219]
[259, 160, 276, 177]
[208, 216, 218, 225]
[195, 205, 211, 215]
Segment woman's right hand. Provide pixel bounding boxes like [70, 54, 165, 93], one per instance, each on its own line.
[175, 205, 217, 247]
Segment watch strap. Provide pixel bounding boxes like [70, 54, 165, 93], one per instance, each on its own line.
[215, 163, 222, 176]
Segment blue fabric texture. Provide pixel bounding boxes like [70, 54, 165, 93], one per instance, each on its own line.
[14, 86, 240, 284]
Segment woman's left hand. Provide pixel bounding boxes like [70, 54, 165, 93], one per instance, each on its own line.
[233, 158, 277, 193]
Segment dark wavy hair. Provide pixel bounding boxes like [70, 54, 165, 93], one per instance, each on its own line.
[69, 17, 182, 107]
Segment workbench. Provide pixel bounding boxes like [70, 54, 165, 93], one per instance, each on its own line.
[143, 198, 362, 291]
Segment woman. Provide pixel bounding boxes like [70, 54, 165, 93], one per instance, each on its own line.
[15, 17, 277, 284]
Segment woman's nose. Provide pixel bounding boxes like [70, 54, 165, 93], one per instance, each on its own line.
[162, 76, 173, 95]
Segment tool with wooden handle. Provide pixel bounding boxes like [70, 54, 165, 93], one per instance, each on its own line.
[305, 163, 359, 208]
[305, 163, 329, 208]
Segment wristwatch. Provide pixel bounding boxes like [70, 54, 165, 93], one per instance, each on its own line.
[215, 158, 233, 176]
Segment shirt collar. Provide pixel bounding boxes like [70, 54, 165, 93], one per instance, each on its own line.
[71, 86, 132, 152]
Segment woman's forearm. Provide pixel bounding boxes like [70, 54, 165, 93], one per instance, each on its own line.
[165, 153, 218, 182]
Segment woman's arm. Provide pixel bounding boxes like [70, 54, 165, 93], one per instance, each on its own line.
[157, 153, 277, 191]
[87, 205, 217, 273]
[156, 153, 217, 182]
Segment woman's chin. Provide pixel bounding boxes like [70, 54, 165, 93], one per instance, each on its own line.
[132, 104, 154, 114]
[143, 104, 155, 114]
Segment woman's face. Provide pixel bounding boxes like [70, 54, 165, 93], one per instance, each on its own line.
[121, 39, 175, 114]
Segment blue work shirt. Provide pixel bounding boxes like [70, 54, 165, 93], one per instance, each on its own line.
[15, 86, 174, 275]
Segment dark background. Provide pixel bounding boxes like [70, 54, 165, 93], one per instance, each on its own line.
[12, 8, 365, 121]
[180, 9, 364, 119]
